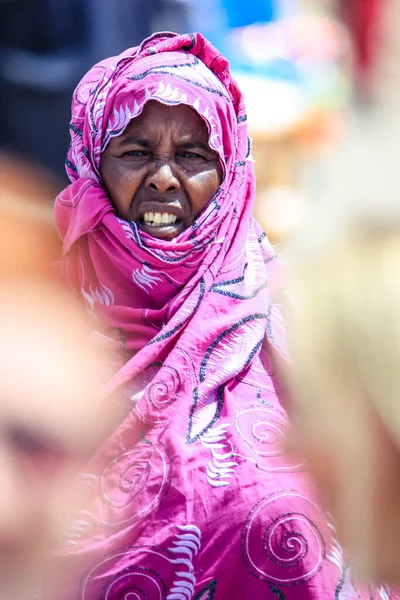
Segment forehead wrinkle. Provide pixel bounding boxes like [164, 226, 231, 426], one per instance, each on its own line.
[113, 108, 211, 149]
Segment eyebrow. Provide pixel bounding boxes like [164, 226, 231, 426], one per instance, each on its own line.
[179, 141, 214, 154]
[117, 137, 151, 148]
[116, 137, 214, 154]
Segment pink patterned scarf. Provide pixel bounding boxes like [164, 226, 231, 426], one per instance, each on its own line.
[52, 32, 393, 600]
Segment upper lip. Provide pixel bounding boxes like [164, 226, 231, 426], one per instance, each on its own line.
[137, 200, 185, 222]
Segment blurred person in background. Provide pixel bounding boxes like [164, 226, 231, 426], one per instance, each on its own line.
[0, 0, 186, 182]
[48, 31, 397, 600]
[0, 157, 112, 599]
[285, 200, 400, 587]
[186, 0, 351, 245]
[338, 0, 386, 103]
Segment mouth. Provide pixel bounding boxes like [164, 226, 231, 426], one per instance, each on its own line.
[135, 204, 186, 241]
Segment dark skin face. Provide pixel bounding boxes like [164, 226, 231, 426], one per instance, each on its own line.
[100, 101, 223, 241]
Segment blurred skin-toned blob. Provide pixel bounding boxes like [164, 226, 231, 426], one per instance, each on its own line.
[0, 156, 110, 599]
[0, 286, 104, 599]
[284, 201, 400, 585]
[0, 150, 62, 276]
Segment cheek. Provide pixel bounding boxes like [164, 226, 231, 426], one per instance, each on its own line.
[101, 160, 142, 219]
[188, 168, 221, 216]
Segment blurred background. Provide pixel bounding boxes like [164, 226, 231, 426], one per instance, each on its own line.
[0, 0, 398, 245]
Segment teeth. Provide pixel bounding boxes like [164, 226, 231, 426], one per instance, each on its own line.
[143, 212, 178, 226]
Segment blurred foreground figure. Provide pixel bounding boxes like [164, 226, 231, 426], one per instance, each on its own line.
[286, 200, 400, 586]
[0, 157, 110, 599]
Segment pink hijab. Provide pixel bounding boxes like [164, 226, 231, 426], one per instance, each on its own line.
[53, 32, 392, 600]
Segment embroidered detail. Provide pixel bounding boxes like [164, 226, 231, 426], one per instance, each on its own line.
[326, 524, 344, 571]
[235, 404, 302, 473]
[60, 517, 91, 548]
[202, 424, 238, 488]
[98, 443, 171, 527]
[210, 262, 267, 300]
[119, 218, 136, 241]
[193, 579, 217, 600]
[377, 586, 391, 600]
[266, 301, 287, 358]
[103, 101, 142, 146]
[127, 67, 228, 100]
[66, 443, 172, 530]
[69, 123, 83, 137]
[187, 313, 268, 444]
[242, 491, 326, 585]
[80, 525, 204, 599]
[187, 386, 224, 444]
[130, 363, 181, 427]
[81, 277, 114, 310]
[149, 278, 206, 345]
[269, 583, 287, 600]
[132, 263, 163, 292]
[65, 157, 78, 173]
[327, 521, 367, 600]
[154, 80, 190, 103]
[167, 525, 202, 600]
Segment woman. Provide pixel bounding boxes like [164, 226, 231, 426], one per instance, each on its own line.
[285, 200, 400, 587]
[52, 32, 390, 599]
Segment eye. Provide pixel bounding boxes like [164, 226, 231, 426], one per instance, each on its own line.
[123, 150, 150, 158]
[177, 152, 205, 160]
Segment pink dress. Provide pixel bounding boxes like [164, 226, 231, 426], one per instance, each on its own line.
[52, 32, 396, 600]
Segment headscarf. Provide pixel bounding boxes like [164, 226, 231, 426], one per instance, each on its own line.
[52, 32, 392, 600]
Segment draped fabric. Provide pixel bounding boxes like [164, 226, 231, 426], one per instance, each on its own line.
[52, 32, 393, 600]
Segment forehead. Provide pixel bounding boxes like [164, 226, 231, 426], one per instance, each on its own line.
[117, 101, 209, 141]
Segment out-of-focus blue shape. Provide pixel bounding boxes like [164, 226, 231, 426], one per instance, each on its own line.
[187, 0, 349, 135]
[187, 0, 300, 83]
[221, 0, 276, 28]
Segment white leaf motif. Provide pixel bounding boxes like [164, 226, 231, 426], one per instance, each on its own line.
[81, 282, 114, 309]
[132, 264, 162, 292]
[166, 525, 202, 599]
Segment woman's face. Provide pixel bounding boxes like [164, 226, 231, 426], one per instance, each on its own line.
[100, 101, 222, 241]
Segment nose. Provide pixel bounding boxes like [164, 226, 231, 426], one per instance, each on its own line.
[145, 162, 180, 194]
